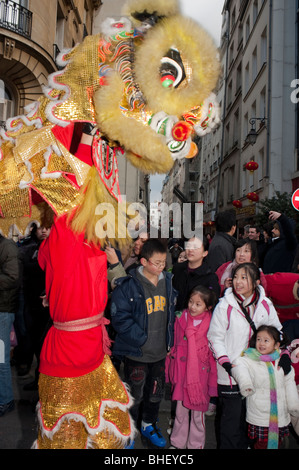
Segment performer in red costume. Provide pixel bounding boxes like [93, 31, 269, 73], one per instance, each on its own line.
[265, 272, 299, 323]
[32, 130, 135, 450]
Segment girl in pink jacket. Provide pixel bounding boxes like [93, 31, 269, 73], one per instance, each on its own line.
[168, 285, 218, 449]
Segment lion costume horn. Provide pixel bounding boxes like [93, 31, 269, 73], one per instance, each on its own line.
[0, 0, 220, 246]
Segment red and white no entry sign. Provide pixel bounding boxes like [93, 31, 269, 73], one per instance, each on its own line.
[291, 189, 299, 211]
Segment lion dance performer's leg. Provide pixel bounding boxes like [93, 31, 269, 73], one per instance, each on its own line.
[34, 356, 135, 449]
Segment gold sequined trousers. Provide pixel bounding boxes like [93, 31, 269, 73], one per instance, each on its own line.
[34, 355, 135, 449]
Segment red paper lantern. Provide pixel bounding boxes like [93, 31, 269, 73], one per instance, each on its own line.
[246, 192, 259, 203]
[232, 199, 242, 209]
[245, 161, 259, 172]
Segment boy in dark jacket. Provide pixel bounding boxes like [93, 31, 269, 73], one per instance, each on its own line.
[111, 239, 177, 448]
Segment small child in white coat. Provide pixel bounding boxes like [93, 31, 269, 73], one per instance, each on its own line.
[232, 325, 299, 449]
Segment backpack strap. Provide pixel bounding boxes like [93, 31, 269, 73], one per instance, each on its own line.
[261, 299, 270, 315]
[226, 300, 270, 333]
[233, 302, 257, 333]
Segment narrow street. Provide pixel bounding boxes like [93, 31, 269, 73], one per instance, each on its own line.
[1, 358, 298, 452]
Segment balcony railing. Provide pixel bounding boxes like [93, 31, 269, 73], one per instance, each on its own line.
[0, 0, 32, 39]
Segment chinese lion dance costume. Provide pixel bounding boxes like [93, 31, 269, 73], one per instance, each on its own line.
[0, 0, 220, 449]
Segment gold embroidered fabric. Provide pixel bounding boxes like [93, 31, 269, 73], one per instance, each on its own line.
[36, 355, 134, 449]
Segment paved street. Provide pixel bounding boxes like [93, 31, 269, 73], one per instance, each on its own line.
[1, 359, 299, 452]
[0, 360, 217, 450]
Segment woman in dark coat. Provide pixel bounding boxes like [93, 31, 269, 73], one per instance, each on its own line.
[172, 236, 220, 311]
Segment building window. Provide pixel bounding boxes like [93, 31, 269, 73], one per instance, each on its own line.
[243, 112, 249, 143]
[253, 0, 258, 25]
[238, 24, 243, 47]
[231, 7, 236, 29]
[228, 166, 235, 200]
[261, 27, 267, 64]
[257, 147, 264, 184]
[233, 109, 239, 145]
[251, 101, 257, 122]
[236, 63, 242, 91]
[0, 80, 14, 125]
[260, 86, 266, 118]
[242, 159, 247, 195]
[55, 3, 65, 53]
[244, 62, 250, 94]
[0, 0, 31, 38]
[245, 16, 250, 42]
[252, 47, 257, 82]
[229, 41, 234, 67]
[224, 122, 230, 155]
[227, 80, 232, 107]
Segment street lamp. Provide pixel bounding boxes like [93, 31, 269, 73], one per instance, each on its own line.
[245, 117, 267, 146]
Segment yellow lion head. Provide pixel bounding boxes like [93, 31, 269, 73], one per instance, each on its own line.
[0, 0, 220, 245]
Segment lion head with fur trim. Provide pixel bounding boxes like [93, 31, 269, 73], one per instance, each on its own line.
[0, 0, 220, 245]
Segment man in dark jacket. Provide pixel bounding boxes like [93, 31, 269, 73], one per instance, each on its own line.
[172, 235, 220, 311]
[0, 234, 20, 416]
[206, 210, 237, 272]
[18, 225, 51, 388]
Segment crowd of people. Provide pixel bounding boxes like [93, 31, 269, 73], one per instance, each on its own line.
[1, 207, 299, 450]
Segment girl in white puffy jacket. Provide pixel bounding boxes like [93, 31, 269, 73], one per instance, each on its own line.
[208, 263, 290, 449]
[232, 325, 299, 449]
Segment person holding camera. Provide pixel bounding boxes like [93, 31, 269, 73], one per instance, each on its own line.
[262, 211, 297, 274]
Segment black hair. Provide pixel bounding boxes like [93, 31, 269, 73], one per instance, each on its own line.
[263, 222, 274, 238]
[188, 285, 218, 311]
[232, 262, 261, 287]
[140, 238, 167, 260]
[215, 210, 236, 233]
[249, 325, 290, 350]
[234, 238, 259, 265]
[249, 225, 261, 233]
[29, 223, 38, 242]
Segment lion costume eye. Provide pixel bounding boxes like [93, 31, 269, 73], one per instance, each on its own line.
[160, 48, 186, 88]
[133, 15, 220, 116]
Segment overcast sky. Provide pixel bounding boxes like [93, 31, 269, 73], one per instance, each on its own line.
[150, 0, 224, 202]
